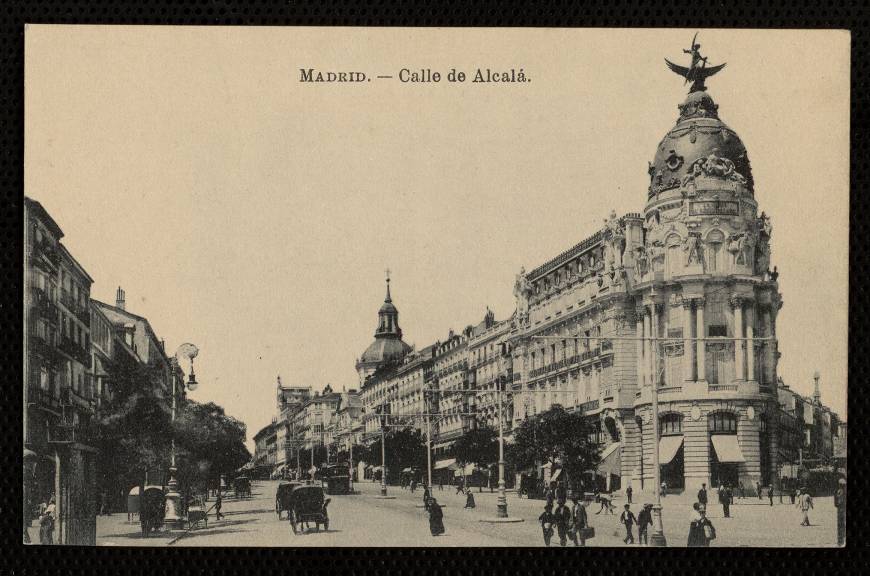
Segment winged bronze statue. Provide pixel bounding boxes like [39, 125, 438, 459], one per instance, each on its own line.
[665, 33, 726, 93]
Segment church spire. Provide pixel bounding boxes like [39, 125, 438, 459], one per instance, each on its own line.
[375, 269, 401, 338]
[385, 268, 392, 303]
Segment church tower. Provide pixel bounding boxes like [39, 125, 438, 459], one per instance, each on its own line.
[355, 272, 412, 386]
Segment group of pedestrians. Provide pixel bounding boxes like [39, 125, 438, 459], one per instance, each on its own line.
[538, 496, 591, 547]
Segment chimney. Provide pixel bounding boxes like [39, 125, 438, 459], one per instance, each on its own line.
[116, 287, 126, 310]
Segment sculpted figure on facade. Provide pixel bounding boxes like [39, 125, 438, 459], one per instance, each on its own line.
[758, 211, 772, 239]
[634, 244, 649, 278]
[682, 151, 748, 188]
[513, 267, 533, 324]
[647, 239, 665, 271]
[755, 237, 771, 276]
[683, 232, 704, 266]
[728, 232, 745, 265]
[603, 210, 627, 269]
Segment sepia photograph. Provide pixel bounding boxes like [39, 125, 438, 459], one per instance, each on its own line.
[22, 26, 848, 547]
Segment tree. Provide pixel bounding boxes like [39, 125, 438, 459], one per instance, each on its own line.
[97, 359, 173, 510]
[356, 427, 426, 483]
[173, 401, 251, 493]
[508, 404, 600, 492]
[450, 425, 499, 490]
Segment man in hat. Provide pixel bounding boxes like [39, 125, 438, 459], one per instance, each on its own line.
[637, 503, 653, 545]
[797, 488, 814, 526]
[570, 495, 589, 547]
[834, 478, 846, 546]
[697, 483, 708, 507]
[538, 502, 555, 547]
[619, 503, 637, 544]
[554, 498, 572, 547]
[687, 504, 716, 547]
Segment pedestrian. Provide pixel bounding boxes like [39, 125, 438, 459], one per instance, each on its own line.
[637, 503, 653, 545]
[538, 503, 555, 547]
[545, 482, 556, 508]
[214, 490, 223, 521]
[661, 481, 667, 498]
[428, 498, 445, 536]
[835, 478, 846, 546]
[464, 490, 476, 509]
[792, 487, 799, 505]
[687, 504, 716, 547]
[626, 484, 633, 505]
[620, 504, 637, 544]
[797, 489, 814, 526]
[697, 483, 708, 507]
[738, 481, 745, 499]
[779, 486, 783, 504]
[38, 496, 56, 545]
[768, 485, 774, 506]
[455, 477, 464, 495]
[554, 499, 572, 547]
[571, 496, 589, 547]
[439, 479, 443, 492]
[756, 481, 762, 500]
[423, 485, 431, 512]
[720, 484, 731, 518]
[410, 479, 417, 493]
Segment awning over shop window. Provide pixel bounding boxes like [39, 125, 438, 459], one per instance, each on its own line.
[597, 442, 622, 476]
[711, 435, 746, 463]
[658, 436, 684, 465]
[434, 458, 458, 471]
[453, 464, 475, 477]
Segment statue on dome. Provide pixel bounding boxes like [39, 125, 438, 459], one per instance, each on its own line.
[603, 210, 626, 269]
[665, 33, 727, 93]
[758, 212, 773, 238]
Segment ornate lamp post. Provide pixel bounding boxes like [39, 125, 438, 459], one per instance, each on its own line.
[164, 343, 199, 530]
[481, 343, 523, 523]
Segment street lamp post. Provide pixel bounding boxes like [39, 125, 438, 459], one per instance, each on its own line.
[380, 412, 388, 497]
[165, 343, 199, 530]
[648, 309, 668, 547]
[481, 344, 523, 523]
[348, 434, 354, 493]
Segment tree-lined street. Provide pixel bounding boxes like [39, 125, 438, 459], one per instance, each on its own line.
[93, 480, 839, 547]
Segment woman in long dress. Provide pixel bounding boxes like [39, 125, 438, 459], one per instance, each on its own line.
[429, 498, 445, 536]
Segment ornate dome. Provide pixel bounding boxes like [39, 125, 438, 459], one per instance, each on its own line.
[647, 90, 754, 199]
[360, 337, 412, 365]
[357, 275, 411, 370]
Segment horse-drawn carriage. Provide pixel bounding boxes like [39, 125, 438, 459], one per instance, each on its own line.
[139, 486, 166, 536]
[275, 481, 303, 520]
[234, 475, 252, 498]
[286, 485, 330, 534]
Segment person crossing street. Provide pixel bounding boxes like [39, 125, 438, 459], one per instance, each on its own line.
[619, 504, 637, 544]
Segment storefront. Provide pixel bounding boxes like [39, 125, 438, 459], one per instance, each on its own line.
[659, 413, 685, 491]
[709, 412, 745, 488]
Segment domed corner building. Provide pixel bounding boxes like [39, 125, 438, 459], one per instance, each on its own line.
[355, 276, 413, 387]
[507, 43, 781, 497]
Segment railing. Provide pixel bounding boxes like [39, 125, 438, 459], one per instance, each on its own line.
[32, 239, 61, 267]
[658, 385, 683, 395]
[580, 400, 599, 412]
[28, 385, 63, 411]
[58, 337, 90, 365]
[709, 384, 739, 392]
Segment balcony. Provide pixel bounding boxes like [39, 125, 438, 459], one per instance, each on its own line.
[31, 288, 59, 323]
[28, 385, 63, 412]
[58, 337, 89, 366]
[580, 400, 599, 412]
[31, 239, 61, 269]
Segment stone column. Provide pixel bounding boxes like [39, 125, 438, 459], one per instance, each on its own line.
[643, 308, 652, 388]
[746, 303, 756, 381]
[682, 299, 694, 382]
[636, 306, 645, 389]
[732, 296, 745, 381]
[695, 297, 706, 382]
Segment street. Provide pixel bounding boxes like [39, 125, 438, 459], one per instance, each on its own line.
[93, 481, 840, 547]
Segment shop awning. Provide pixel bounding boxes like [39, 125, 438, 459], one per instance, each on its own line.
[434, 458, 458, 470]
[597, 442, 622, 476]
[453, 464, 475, 477]
[711, 435, 746, 463]
[658, 436, 684, 465]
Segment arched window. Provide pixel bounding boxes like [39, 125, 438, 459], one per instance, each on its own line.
[708, 411, 737, 434]
[660, 413, 684, 436]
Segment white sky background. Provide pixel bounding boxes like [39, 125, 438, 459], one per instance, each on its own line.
[25, 27, 849, 450]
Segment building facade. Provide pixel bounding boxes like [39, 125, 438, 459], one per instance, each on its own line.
[24, 197, 99, 545]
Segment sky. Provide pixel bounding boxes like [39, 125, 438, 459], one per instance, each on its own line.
[24, 27, 850, 451]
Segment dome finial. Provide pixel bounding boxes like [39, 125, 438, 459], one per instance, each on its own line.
[384, 267, 392, 302]
[664, 33, 726, 93]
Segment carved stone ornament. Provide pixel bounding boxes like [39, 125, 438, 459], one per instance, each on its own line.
[746, 406, 755, 421]
[665, 150, 684, 171]
[669, 292, 683, 308]
[690, 404, 702, 421]
[681, 152, 748, 188]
